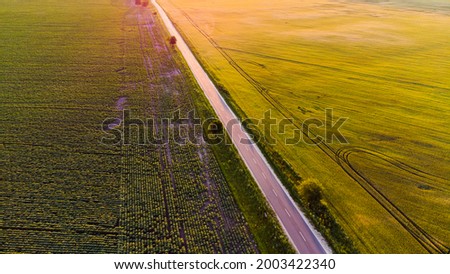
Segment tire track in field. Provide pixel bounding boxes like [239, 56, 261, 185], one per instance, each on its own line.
[334, 146, 449, 254]
[138, 10, 175, 247]
[217, 47, 450, 92]
[175, 7, 449, 253]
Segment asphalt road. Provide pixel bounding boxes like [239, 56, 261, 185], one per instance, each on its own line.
[152, 0, 328, 254]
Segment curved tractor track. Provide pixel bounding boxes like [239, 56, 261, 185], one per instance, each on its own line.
[335, 147, 449, 254]
[174, 5, 449, 253]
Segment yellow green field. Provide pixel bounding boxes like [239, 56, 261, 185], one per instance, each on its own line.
[158, 0, 450, 253]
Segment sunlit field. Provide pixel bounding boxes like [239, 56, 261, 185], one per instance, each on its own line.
[159, 0, 450, 253]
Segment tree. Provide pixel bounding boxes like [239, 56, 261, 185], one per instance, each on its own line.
[298, 178, 323, 209]
[208, 119, 223, 134]
[169, 36, 177, 47]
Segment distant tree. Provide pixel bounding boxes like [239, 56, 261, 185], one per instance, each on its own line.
[208, 119, 223, 134]
[298, 179, 323, 209]
[169, 36, 177, 47]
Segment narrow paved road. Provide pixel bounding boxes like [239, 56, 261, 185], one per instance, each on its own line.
[152, 0, 329, 254]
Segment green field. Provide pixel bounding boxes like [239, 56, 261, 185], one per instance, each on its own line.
[159, 0, 450, 253]
[0, 0, 293, 253]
